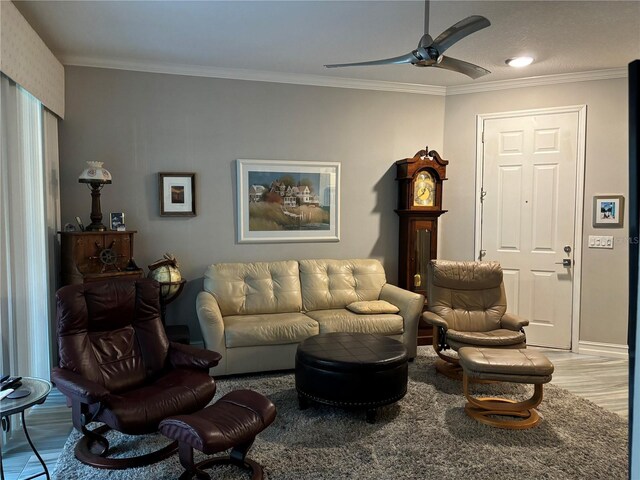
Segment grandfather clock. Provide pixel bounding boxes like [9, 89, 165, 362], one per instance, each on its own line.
[395, 147, 448, 345]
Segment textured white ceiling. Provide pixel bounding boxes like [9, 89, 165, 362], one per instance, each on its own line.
[14, 0, 640, 87]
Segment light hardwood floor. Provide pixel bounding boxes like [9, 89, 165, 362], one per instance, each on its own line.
[537, 347, 628, 418]
[0, 349, 629, 480]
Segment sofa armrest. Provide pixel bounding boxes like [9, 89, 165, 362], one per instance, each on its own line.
[51, 367, 110, 404]
[422, 311, 449, 330]
[168, 342, 222, 370]
[501, 312, 529, 331]
[196, 291, 227, 373]
[380, 283, 424, 359]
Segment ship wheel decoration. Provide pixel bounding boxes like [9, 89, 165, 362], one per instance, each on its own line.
[99, 248, 118, 265]
[89, 240, 124, 273]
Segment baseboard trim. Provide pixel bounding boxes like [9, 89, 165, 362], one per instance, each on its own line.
[578, 340, 628, 359]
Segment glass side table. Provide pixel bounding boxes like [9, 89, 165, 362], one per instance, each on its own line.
[0, 377, 52, 480]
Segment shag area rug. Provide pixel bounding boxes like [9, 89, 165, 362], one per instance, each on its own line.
[53, 348, 628, 480]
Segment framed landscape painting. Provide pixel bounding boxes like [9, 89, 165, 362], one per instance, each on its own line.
[237, 159, 340, 243]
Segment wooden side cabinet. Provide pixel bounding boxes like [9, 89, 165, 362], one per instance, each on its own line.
[59, 231, 143, 285]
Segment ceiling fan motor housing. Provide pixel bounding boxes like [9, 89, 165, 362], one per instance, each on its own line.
[413, 34, 440, 64]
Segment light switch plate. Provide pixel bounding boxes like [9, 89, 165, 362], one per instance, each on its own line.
[588, 235, 614, 249]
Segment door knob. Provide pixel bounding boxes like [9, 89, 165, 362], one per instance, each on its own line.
[555, 259, 572, 267]
[564, 245, 572, 254]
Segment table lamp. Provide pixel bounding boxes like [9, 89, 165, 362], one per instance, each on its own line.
[78, 161, 112, 231]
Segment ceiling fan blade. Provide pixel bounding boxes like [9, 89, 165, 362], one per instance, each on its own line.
[325, 52, 417, 68]
[433, 56, 491, 79]
[431, 16, 490, 54]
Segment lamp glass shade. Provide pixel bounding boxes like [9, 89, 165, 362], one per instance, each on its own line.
[78, 161, 112, 184]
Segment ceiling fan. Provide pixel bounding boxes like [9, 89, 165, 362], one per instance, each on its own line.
[325, 0, 491, 79]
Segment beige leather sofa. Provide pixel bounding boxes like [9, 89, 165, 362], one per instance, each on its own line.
[196, 258, 424, 375]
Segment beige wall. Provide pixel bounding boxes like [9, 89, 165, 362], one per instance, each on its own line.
[442, 78, 629, 346]
[59, 66, 628, 347]
[59, 66, 445, 340]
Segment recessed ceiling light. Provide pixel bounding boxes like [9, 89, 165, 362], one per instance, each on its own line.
[506, 56, 534, 68]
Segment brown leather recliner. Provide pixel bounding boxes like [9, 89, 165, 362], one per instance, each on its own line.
[422, 260, 529, 378]
[51, 278, 221, 469]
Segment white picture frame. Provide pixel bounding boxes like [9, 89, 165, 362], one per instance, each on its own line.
[236, 159, 340, 243]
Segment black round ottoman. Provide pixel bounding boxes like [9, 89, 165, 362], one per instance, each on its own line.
[295, 332, 408, 423]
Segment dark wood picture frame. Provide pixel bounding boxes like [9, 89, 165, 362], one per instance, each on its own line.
[158, 172, 196, 217]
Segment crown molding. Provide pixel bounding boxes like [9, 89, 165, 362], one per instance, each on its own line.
[446, 68, 628, 95]
[61, 56, 628, 97]
[61, 55, 447, 96]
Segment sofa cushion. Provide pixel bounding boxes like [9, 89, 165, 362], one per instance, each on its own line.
[447, 328, 526, 346]
[224, 312, 319, 348]
[346, 300, 399, 314]
[204, 261, 302, 316]
[299, 259, 387, 311]
[305, 309, 403, 335]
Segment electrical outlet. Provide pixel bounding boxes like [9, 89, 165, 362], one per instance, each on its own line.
[588, 235, 614, 249]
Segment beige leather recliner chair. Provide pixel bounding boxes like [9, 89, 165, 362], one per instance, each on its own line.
[422, 260, 529, 378]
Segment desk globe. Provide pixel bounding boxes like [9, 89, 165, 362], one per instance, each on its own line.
[148, 253, 189, 343]
[148, 254, 184, 301]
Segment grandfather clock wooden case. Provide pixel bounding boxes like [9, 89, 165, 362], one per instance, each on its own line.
[395, 148, 448, 345]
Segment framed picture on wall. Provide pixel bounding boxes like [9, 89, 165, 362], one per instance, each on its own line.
[593, 195, 624, 227]
[236, 159, 340, 243]
[159, 172, 196, 216]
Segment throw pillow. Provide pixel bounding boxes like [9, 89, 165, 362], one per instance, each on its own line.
[346, 300, 400, 314]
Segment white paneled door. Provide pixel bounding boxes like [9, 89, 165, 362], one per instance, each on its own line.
[478, 108, 585, 349]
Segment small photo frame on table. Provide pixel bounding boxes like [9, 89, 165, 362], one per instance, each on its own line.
[159, 173, 196, 217]
[110, 212, 125, 230]
[593, 195, 624, 228]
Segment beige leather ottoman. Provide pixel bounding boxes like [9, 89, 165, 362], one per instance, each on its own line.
[458, 347, 554, 429]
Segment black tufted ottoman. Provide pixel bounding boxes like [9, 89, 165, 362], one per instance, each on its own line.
[295, 332, 408, 423]
[159, 389, 277, 480]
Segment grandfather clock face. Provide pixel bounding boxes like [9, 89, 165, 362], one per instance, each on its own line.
[413, 171, 436, 207]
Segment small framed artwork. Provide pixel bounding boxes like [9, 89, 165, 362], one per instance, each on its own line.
[110, 212, 125, 230]
[159, 172, 196, 217]
[593, 195, 625, 228]
[236, 159, 340, 243]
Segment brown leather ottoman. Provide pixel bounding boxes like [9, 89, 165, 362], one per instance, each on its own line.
[159, 389, 277, 480]
[458, 347, 554, 429]
[295, 332, 408, 423]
